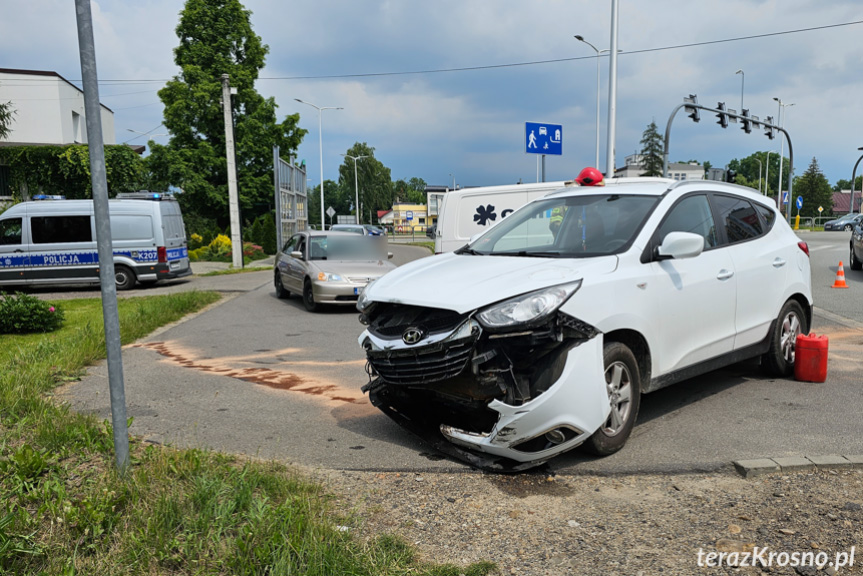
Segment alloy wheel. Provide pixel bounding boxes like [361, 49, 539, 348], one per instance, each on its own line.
[602, 361, 633, 436]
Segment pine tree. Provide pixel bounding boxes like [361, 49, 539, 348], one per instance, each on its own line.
[794, 157, 833, 218]
[639, 121, 664, 177]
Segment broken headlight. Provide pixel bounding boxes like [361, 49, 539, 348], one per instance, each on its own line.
[356, 278, 378, 313]
[476, 280, 582, 331]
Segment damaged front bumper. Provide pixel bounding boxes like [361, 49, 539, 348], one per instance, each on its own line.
[358, 307, 611, 471]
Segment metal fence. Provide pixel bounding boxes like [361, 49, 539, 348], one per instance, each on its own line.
[273, 146, 308, 250]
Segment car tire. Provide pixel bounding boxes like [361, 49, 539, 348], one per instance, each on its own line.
[581, 341, 641, 456]
[845, 224, 853, 232]
[274, 270, 290, 299]
[762, 300, 808, 377]
[850, 243, 863, 271]
[303, 279, 318, 312]
[114, 265, 136, 291]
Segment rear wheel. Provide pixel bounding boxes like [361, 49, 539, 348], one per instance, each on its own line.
[114, 265, 136, 291]
[303, 279, 318, 312]
[845, 224, 854, 232]
[850, 242, 862, 271]
[581, 341, 641, 456]
[762, 300, 808, 376]
[274, 271, 290, 298]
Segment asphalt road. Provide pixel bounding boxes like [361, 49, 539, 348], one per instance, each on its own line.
[58, 233, 863, 474]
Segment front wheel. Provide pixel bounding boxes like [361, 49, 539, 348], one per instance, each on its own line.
[303, 279, 318, 312]
[114, 265, 136, 291]
[762, 300, 808, 377]
[581, 341, 641, 456]
[845, 224, 854, 232]
[850, 243, 862, 271]
[274, 271, 290, 299]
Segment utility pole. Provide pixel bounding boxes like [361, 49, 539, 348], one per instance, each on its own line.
[74, 0, 129, 474]
[605, 0, 620, 178]
[221, 74, 243, 269]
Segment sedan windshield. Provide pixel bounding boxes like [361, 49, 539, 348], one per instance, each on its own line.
[309, 236, 386, 261]
[465, 194, 660, 257]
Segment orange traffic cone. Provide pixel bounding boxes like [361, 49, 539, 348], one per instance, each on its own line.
[832, 261, 849, 289]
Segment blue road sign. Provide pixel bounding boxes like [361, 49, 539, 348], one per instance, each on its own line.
[796, 196, 803, 210]
[782, 191, 789, 205]
[406, 211, 413, 221]
[525, 122, 563, 156]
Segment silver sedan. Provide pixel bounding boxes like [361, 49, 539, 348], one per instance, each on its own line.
[274, 230, 396, 312]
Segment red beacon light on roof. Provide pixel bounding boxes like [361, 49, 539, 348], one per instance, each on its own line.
[575, 167, 604, 186]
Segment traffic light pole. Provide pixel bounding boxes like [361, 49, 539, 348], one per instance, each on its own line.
[663, 99, 793, 211]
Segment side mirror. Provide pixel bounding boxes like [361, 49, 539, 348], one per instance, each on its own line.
[387, 252, 393, 259]
[290, 251, 303, 260]
[656, 231, 704, 260]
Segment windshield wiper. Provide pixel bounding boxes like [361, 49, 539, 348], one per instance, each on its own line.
[514, 251, 561, 258]
[455, 246, 484, 255]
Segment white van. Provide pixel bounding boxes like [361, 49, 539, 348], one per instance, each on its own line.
[433, 180, 576, 254]
[0, 193, 191, 290]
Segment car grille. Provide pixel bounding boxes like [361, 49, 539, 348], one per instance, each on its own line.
[366, 334, 476, 385]
[367, 303, 468, 339]
[347, 276, 372, 284]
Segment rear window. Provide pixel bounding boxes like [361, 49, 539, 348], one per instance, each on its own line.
[31, 215, 92, 244]
[111, 215, 153, 241]
[713, 195, 763, 243]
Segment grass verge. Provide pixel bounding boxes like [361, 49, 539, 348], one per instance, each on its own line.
[0, 291, 494, 575]
[197, 266, 271, 277]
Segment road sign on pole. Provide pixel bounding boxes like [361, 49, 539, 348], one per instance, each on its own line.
[525, 122, 563, 156]
[796, 196, 803, 210]
[782, 191, 789, 205]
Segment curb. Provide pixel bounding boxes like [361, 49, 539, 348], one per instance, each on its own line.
[733, 455, 863, 478]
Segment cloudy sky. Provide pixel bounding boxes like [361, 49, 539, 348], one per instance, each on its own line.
[2, 0, 863, 190]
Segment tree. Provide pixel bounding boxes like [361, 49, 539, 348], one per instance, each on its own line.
[0, 92, 14, 140]
[336, 142, 392, 223]
[793, 157, 833, 218]
[147, 0, 307, 231]
[393, 177, 427, 204]
[834, 177, 863, 192]
[638, 121, 664, 177]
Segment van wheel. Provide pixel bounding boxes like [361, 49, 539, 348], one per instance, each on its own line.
[114, 265, 136, 291]
[303, 279, 318, 312]
[581, 341, 641, 456]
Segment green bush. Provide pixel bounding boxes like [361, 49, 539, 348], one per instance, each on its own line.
[0, 292, 64, 334]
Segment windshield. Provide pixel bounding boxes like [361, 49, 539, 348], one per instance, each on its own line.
[464, 194, 660, 257]
[309, 236, 386, 261]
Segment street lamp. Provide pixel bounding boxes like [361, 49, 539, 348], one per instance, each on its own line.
[341, 153, 369, 224]
[773, 97, 794, 220]
[754, 157, 762, 194]
[449, 173, 455, 191]
[735, 69, 744, 112]
[765, 151, 772, 197]
[295, 99, 343, 230]
[574, 35, 614, 170]
[851, 146, 863, 215]
[126, 128, 168, 143]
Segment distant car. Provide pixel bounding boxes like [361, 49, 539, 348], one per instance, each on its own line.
[823, 213, 860, 231]
[274, 230, 396, 312]
[850, 217, 863, 270]
[330, 224, 387, 237]
[357, 177, 813, 471]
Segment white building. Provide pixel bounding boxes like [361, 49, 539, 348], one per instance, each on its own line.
[0, 68, 115, 146]
[614, 154, 704, 182]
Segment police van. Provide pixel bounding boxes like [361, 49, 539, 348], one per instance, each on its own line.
[0, 193, 191, 290]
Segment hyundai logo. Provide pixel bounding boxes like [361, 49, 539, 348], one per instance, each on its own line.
[402, 326, 427, 345]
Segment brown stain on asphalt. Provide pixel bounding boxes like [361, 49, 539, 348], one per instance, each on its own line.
[136, 341, 365, 404]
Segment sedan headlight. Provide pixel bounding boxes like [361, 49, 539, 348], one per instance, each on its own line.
[477, 281, 582, 331]
[356, 278, 378, 313]
[317, 272, 343, 282]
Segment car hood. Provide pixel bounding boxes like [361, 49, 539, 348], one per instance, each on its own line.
[366, 252, 618, 314]
[314, 259, 396, 276]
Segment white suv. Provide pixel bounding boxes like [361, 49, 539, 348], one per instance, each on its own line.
[357, 178, 812, 471]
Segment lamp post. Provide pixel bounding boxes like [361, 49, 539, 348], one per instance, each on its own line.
[449, 173, 455, 191]
[773, 97, 794, 220]
[574, 35, 612, 170]
[735, 69, 744, 112]
[342, 153, 369, 224]
[851, 147, 863, 215]
[606, 0, 620, 178]
[295, 99, 343, 230]
[765, 151, 772, 197]
[125, 128, 168, 143]
[754, 157, 762, 194]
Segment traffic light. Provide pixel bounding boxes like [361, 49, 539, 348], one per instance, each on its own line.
[684, 94, 700, 123]
[716, 102, 728, 128]
[726, 169, 737, 183]
[764, 116, 776, 140]
[740, 109, 752, 134]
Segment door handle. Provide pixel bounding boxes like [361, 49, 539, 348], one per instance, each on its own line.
[773, 258, 786, 268]
[717, 269, 734, 280]
[14, 249, 24, 253]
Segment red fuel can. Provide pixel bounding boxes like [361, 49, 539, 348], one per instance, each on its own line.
[794, 333, 829, 383]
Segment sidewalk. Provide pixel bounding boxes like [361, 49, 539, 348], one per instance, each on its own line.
[190, 256, 275, 275]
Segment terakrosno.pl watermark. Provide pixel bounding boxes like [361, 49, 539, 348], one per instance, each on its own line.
[697, 547, 855, 569]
